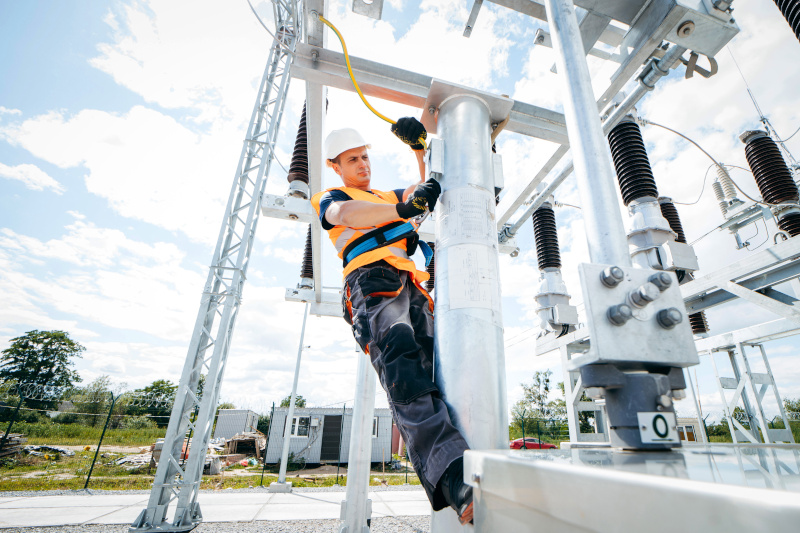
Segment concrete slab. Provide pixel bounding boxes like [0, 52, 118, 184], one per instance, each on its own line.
[85, 505, 150, 525]
[196, 492, 273, 505]
[199, 504, 262, 523]
[256, 501, 341, 521]
[0, 494, 147, 508]
[0, 506, 123, 527]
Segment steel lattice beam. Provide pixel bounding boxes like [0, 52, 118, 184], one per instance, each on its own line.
[130, 1, 302, 530]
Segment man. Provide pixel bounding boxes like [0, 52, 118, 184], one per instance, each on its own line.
[310, 117, 473, 524]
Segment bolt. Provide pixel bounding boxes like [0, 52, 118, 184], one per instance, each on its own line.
[600, 266, 625, 288]
[311, 49, 319, 62]
[275, 198, 285, 206]
[630, 282, 660, 307]
[672, 389, 687, 400]
[585, 387, 604, 400]
[471, 473, 481, 483]
[677, 21, 695, 37]
[607, 304, 633, 326]
[510, 248, 520, 258]
[657, 394, 673, 409]
[657, 308, 683, 329]
[428, 106, 436, 115]
[289, 214, 298, 220]
[648, 272, 672, 292]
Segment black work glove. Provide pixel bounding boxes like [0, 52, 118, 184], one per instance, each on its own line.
[396, 179, 441, 219]
[391, 117, 427, 151]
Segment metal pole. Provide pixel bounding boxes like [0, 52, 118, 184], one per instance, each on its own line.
[685, 368, 708, 443]
[260, 402, 275, 487]
[341, 347, 377, 533]
[0, 397, 24, 451]
[335, 403, 345, 485]
[543, 0, 631, 267]
[275, 302, 310, 487]
[433, 93, 508, 532]
[85, 392, 117, 490]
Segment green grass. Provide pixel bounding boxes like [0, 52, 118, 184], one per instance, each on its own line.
[9, 421, 165, 446]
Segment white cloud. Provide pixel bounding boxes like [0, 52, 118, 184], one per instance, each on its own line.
[0, 107, 22, 116]
[0, 162, 65, 194]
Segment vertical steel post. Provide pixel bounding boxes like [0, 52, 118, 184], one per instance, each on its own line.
[335, 402, 345, 485]
[340, 347, 376, 533]
[259, 402, 275, 487]
[433, 93, 508, 531]
[85, 392, 117, 490]
[274, 302, 310, 488]
[543, 0, 631, 267]
[685, 368, 708, 443]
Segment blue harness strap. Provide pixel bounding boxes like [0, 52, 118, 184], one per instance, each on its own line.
[343, 221, 433, 267]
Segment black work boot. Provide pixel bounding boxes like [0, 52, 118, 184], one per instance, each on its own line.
[440, 457, 474, 525]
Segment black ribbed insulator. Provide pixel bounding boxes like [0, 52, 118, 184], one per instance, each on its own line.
[689, 311, 709, 335]
[773, 0, 800, 43]
[532, 204, 561, 270]
[778, 212, 800, 237]
[743, 132, 799, 205]
[607, 120, 659, 205]
[425, 242, 435, 292]
[287, 103, 309, 184]
[659, 199, 687, 244]
[300, 225, 313, 280]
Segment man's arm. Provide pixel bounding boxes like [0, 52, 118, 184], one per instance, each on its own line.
[325, 200, 400, 228]
[402, 150, 427, 201]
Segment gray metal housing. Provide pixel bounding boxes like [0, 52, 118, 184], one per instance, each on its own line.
[263, 407, 393, 464]
[212, 409, 259, 440]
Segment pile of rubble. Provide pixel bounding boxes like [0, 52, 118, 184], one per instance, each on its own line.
[0, 434, 27, 458]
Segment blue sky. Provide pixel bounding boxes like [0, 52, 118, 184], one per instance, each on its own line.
[1, 0, 799, 423]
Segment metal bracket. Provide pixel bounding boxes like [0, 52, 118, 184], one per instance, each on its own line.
[352, 0, 383, 20]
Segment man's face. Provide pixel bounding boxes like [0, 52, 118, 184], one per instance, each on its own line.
[332, 146, 371, 189]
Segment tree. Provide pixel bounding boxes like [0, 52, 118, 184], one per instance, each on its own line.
[130, 379, 178, 427]
[0, 330, 84, 388]
[521, 370, 552, 417]
[785, 398, 800, 414]
[0, 330, 84, 409]
[280, 394, 306, 408]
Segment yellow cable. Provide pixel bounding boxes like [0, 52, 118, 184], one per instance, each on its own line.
[318, 14, 427, 150]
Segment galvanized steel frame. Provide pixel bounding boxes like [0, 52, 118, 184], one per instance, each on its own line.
[130, 1, 302, 530]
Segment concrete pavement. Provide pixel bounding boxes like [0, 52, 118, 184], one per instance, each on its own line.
[0, 489, 431, 529]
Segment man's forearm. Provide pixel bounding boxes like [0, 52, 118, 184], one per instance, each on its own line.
[326, 200, 401, 227]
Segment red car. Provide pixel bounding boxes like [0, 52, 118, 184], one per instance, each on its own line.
[509, 437, 557, 450]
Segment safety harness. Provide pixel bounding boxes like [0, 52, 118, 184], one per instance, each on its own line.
[342, 220, 433, 269]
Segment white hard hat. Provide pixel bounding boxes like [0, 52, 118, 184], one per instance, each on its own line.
[324, 128, 370, 160]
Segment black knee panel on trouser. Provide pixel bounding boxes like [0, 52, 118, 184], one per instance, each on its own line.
[373, 323, 437, 405]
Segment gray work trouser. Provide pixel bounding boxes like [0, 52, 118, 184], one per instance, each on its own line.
[343, 261, 469, 510]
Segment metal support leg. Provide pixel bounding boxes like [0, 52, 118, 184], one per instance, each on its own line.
[340, 347, 376, 533]
[271, 302, 310, 491]
[433, 92, 508, 531]
[685, 368, 708, 443]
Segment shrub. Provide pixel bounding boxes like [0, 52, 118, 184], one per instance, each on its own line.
[122, 416, 157, 429]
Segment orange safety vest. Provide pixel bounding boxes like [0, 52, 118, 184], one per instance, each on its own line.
[310, 186, 430, 284]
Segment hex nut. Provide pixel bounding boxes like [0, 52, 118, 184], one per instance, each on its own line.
[630, 282, 660, 307]
[600, 266, 625, 288]
[672, 389, 687, 400]
[678, 21, 695, 37]
[585, 387, 604, 400]
[607, 304, 633, 326]
[657, 308, 683, 329]
[649, 272, 673, 292]
[657, 394, 673, 409]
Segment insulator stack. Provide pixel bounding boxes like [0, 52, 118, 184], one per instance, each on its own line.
[532, 203, 561, 270]
[741, 130, 800, 236]
[300, 225, 313, 280]
[712, 181, 728, 216]
[772, 0, 800, 43]
[658, 198, 686, 244]
[287, 103, 309, 185]
[689, 311, 710, 335]
[607, 119, 659, 205]
[425, 242, 435, 292]
[716, 164, 738, 200]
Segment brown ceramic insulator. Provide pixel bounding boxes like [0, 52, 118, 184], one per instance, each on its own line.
[287, 103, 309, 184]
[658, 199, 687, 244]
[773, 0, 800, 43]
[425, 242, 435, 292]
[532, 204, 561, 270]
[689, 311, 709, 335]
[607, 120, 659, 205]
[743, 133, 799, 205]
[300, 225, 313, 280]
[777, 212, 800, 237]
